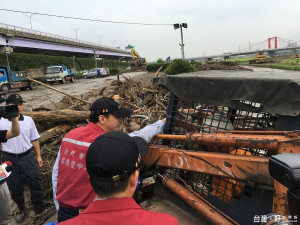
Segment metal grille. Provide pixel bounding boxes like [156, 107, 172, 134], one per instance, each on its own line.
[163, 96, 278, 203]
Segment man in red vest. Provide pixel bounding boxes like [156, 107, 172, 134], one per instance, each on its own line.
[58, 131, 178, 225]
[52, 97, 166, 222]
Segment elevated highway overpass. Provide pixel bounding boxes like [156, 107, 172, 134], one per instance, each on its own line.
[0, 23, 131, 60]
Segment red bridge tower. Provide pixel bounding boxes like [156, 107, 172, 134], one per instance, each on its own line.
[268, 37, 278, 49]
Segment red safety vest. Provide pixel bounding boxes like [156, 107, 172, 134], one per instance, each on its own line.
[56, 122, 105, 209]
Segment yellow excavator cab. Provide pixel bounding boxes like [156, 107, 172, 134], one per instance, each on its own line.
[256, 51, 266, 61]
[249, 51, 267, 64]
[131, 49, 147, 66]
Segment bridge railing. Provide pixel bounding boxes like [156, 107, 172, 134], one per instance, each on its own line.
[0, 22, 128, 54]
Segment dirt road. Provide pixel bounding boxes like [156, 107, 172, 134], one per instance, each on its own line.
[6, 72, 148, 111]
[7, 66, 290, 111]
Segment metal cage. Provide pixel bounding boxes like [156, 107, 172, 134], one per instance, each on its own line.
[160, 94, 274, 224]
[148, 72, 300, 224]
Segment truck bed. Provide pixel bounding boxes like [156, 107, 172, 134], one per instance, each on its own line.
[25, 68, 45, 79]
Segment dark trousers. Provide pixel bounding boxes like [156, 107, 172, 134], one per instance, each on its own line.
[58, 206, 79, 223]
[2, 151, 44, 206]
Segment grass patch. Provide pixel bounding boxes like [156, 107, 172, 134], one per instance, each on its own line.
[251, 63, 300, 71]
[229, 57, 254, 64]
[230, 55, 300, 71]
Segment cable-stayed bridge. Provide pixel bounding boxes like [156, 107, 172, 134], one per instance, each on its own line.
[186, 37, 300, 61]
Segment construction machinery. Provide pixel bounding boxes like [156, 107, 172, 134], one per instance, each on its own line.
[249, 51, 267, 64]
[131, 49, 147, 66]
[139, 70, 300, 225]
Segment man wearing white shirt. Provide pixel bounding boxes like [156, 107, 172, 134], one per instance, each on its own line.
[0, 94, 45, 223]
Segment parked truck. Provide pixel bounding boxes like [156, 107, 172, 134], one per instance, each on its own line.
[45, 64, 75, 84]
[0, 66, 38, 92]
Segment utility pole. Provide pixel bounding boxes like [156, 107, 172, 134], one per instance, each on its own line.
[173, 23, 188, 59]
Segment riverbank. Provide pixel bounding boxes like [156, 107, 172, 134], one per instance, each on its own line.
[233, 54, 300, 71]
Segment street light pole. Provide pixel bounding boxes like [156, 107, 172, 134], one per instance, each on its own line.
[173, 23, 188, 59]
[179, 25, 185, 59]
[111, 40, 116, 48]
[5, 52, 10, 70]
[71, 28, 80, 41]
[96, 35, 103, 45]
[72, 56, 76, 70]
[23, 14, 35, 30]
[117, 57, 125, 81]
[118, 56, 125, 69]
[118, 58, 121, 81]
[94, 50, 98, 68]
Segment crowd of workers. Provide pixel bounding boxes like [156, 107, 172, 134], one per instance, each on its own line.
[0, 94, 179, 225]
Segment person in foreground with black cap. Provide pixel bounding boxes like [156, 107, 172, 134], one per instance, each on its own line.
[0, 94, 45, 223]
[52, 97, 166, 222]
[58, 131, 178, 225]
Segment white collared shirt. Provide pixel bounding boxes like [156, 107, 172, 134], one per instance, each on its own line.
[0, 115, 40, 154]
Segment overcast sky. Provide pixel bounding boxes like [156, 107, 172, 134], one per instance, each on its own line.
[1, 0, 299, 62]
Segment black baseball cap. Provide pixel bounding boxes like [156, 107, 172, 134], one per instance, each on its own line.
[90, 97, 132, 118]
[6, 94, 25, 105]
[86, 131, 148, 182]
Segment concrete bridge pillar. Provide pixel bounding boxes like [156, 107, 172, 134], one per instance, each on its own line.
[0, 46, 13, 53]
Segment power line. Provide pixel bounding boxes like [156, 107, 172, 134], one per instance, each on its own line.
[0, 8, 173, 26]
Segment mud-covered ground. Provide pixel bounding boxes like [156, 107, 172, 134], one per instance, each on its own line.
[5, 71, 151, 111]
[5, 66, 286, 112]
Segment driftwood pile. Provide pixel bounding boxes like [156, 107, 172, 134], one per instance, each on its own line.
[114, 75, 169, 122]
[195, 61, 253, 71]
[19, 74, 169, 224]
[127, 64, 147, 72]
